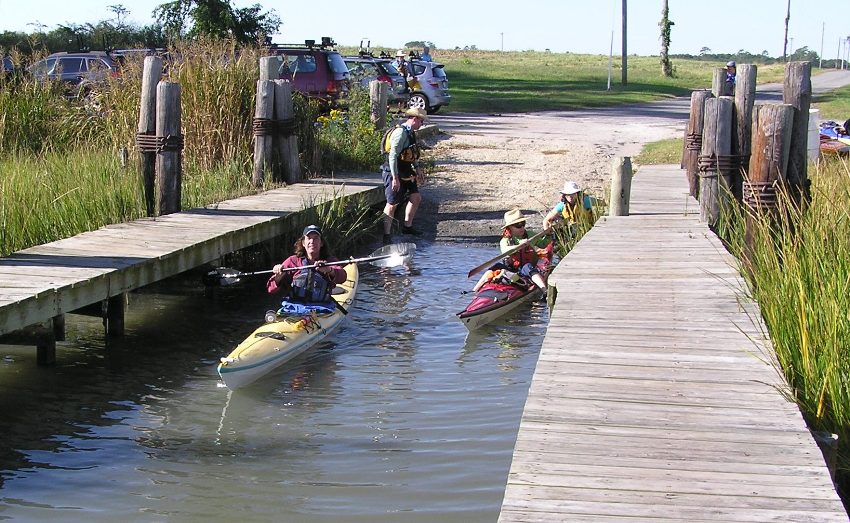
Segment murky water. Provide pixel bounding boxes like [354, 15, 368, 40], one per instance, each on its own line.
[0, 242, 549, 522]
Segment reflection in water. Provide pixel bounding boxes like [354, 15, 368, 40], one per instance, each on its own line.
[0, 242, 548, 522]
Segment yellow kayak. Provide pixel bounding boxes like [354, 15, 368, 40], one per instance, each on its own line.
[217, 264, 358, 389]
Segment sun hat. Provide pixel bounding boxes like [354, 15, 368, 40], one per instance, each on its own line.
[396, 49, 406, 57]
[405, 107, 427, 120]
[560, 181, 581, 195]
[726, 60, 736, 68]
[302, 225, 322, 237]
[503, 208, 527, 228]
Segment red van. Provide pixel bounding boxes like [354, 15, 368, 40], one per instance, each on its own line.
[266, 38, 350, 104]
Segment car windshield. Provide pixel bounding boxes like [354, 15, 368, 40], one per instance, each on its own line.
[431, 65, 447, 78]
[326, 52, 349, 74]
[57, 58, 85, 74]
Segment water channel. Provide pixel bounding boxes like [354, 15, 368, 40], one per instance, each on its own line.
[0, 241, 549, 522]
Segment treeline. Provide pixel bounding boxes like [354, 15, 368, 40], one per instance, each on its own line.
[672, 46, 838, 68]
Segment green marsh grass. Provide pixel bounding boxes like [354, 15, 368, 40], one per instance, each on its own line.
[717, 157, 850, 477]
[634, 137, 683, 166]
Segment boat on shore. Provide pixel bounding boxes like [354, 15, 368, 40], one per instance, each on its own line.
[217, 263, 358, 389]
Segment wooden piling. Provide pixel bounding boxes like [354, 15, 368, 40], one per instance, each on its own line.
[36, 325, 56, 366]
[252, 79, 275, 187]
[712, 67, 733, 96]
[684, 90, 712, 198]
[369, 80, 389, 129]
[259, 56, 280, 82]
[137, 56, 162, 217]
[732, 64, 757, 202]
[698, 96, 733, 226]
[155, 82, 182, 215]
[105, 294, 125, 337]
[274, 80, 301, 184]
[783, 61, 812, 205]
[609, 157, 633, 216]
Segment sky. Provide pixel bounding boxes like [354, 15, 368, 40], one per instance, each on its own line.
[1, 0, 848, 60]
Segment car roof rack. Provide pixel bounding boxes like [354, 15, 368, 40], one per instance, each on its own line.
[266, 37, 338, 51]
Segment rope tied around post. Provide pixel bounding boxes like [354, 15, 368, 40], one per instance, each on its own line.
[685, 132, 702, 151]
[742, 180, 779, 212]
[252, 117, 297, 137]
[697, 153, 746, 179]
[135, 132, 185, 153]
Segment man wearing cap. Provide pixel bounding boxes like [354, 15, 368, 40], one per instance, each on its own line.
[267, 225, 347, 303]
[724, 60, 736, 94]
[382, 107, 427, 243]
[543, 180, 594, 231]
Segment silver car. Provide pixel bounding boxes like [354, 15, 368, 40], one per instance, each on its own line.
[343, 56, 409, 105]
[407, 60, 451, 114]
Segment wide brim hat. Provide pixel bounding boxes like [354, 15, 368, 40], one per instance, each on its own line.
[503, 208, 526, 228]
[405, 107, 427, 120]
[396, 49, 406, 57]
[302, 224, 322, 237]
[560, 181, 581, 195]
[726, 60, 736, 68]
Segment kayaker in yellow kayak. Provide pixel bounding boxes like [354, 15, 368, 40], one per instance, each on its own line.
[267, 225, 347, 305]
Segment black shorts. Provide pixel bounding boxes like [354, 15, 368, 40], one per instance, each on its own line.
[383, 163, 418, 205]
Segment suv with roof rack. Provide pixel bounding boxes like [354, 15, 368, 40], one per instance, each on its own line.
[266, 37, 350, 104]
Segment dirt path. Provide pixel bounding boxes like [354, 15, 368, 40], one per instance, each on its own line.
[416, 101, 688, 244]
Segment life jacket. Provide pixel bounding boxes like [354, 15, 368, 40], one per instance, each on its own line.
[562, 199, 592, 225]
[382, 125, 419, 162]
[289, 259, 333, 303]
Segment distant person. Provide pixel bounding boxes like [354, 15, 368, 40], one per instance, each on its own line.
[393, 49, 409, 89]
[421, 46, 433, 62]
[724, 60, 736, 94]
[267, 225, 347, 308]
[382, 108, 427, 243]
[543, 180, 594, 233]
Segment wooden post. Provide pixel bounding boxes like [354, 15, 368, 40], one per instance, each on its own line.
[36, 325, 56, 366]
[698, 96, 733, 226]
[105, 294, 125, 337]
[711, 67, 733, 96]
[783, 61, 812, 206]
[155, 82, 182, 215]
[369, 80, 389, 129]
[137, 56, 162, 217]
[733, 64, 757, 202]
[684, 90, 712, 198]
[745, 103, 794, 263]
[609, 157, 632, 216]
[52, 314, 65, 342]
[252, 79, 275, 187]
[259, 56, 280, 82]
[274, 80, 301, 184]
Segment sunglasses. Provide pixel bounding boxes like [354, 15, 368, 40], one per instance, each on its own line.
[511, 222, 526, 228]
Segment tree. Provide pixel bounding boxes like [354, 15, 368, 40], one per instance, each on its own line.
[154, 0, 280, 44]
[699, 46, 711, 55]
[404, 40, 435, 49]
[659, 0, 673, 77]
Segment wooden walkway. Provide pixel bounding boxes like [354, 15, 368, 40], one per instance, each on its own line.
[498, 165, 847, 522]
[0, 174, 382, 338]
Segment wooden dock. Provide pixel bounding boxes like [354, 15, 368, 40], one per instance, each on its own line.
[0, 175, 382, 342]
[498, 165, 847, 521]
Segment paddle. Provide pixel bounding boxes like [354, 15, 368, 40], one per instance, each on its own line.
[466, 228, 551, 278]
[204, 242, 416, 287]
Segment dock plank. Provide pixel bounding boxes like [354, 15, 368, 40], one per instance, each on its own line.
[497, 165, 846, 521]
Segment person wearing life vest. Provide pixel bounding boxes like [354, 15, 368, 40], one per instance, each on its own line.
[543, 180, 594, 232]
[267, 225, 347, 304]
[499, 208, 552, 290]
[382, 107, 426, 244]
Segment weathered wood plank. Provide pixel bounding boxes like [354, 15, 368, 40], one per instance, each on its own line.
[498, 165, 845, 522]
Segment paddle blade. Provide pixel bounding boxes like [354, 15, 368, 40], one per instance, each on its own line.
[370, 242, 416, 268]
[203, 267, 243, 287]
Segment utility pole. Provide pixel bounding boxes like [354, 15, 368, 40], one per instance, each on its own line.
[500, 32, 504, 52]
[621, 0, 627, 85]
[783, 0, 790, 62]
[820, 22, 824, 69]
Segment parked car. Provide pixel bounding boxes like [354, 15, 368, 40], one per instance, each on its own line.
[343, 55, 409, 105]
[266, 38, 350, 104]
[27, 51, 118, 95]
[406, 60, 451, 114]
[2, 55, 14, 73]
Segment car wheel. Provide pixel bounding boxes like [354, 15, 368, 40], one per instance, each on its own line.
[407, 93, 429, 112]
[427, 105, 441, 115]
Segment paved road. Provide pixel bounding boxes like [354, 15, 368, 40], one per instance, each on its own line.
[430, 69, 850, 158]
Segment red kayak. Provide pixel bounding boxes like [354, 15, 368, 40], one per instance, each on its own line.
[456, 278, 543, 331]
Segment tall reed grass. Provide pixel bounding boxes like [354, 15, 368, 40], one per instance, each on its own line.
[719, 156, 850, 478]
[0, 39, 383, 257]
